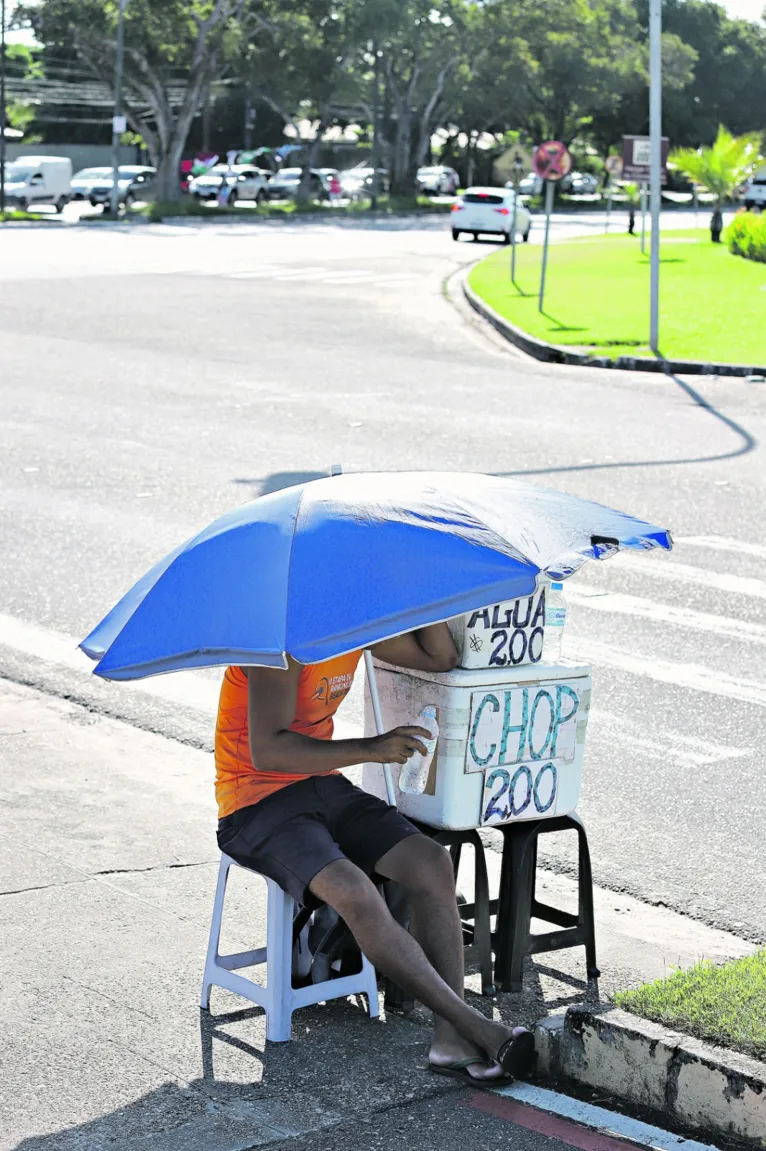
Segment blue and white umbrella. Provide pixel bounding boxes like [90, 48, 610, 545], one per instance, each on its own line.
[81, 471, 672, 681]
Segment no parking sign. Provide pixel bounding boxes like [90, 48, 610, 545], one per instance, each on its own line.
[533, 141, 572, 313]
[532, 141, 572, 183]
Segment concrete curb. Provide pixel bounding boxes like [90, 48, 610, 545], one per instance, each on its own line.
[536, 1006, 766, 1146]
[462, 276, 766, 380]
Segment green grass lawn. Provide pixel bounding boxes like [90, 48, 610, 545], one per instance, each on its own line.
[615, 950, 766, 1061]
[468, 229, 766, 365]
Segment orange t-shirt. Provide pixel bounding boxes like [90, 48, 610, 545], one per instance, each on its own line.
[214, 651, 362, 818]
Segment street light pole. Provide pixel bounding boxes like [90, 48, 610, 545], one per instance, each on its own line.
[649, 0, 662, 354]
[369, 44, 380, 209]
[1, 0, 7, 215]
[110, 0, 127, 216]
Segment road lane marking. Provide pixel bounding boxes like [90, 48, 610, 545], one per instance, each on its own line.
[680, 535, 766, 560]
[2, 611, 766, 724]
[566, 634, 766, 707]
[228, 266, 292, 278]
[486, 1082, 718, 1151]
[615, 555, 766, 600]
[568, 585, 766, 645]
[0, 612, 357, 738]
[590, 710, 750, 765]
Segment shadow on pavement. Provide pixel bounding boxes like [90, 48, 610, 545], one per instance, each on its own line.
[498, 369, 757, 479]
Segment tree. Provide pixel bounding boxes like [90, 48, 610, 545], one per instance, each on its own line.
[506, 0, 648, 145]
[242, 0, 372, 204]
[361, 0, 470, 197]
[671, 125, 763, 241]
[24, 0, 246, 200]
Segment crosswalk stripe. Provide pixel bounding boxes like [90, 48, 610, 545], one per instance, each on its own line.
[614, 554, 766, 600]
[568, 585, 766, 645]
[566, 634, 766, 707]
[228, 267, 282, 278]
[590, 709, 750, 765]
[679, 535, 766, 560]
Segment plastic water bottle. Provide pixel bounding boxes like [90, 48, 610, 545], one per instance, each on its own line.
[542, 581, 567, 663]
[399, 706, 439, 795]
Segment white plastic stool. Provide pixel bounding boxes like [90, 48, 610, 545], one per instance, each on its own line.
[200, 853, 380, 1041]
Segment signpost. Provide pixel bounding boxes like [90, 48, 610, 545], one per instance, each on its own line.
[508, 149, 529, 285]
[623, 119, 666, 351]
[648, 0, 662, 353]
[533, 140, 572, 313]
[604, 154, 622, 234]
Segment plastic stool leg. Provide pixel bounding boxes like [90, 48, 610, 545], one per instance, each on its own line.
[507, 830, 535, 993]
[470, 833, 496, 997]
[265, 881, 296, 1042]
[574, 816, 600, 980]
[200, 855, 231, 1010]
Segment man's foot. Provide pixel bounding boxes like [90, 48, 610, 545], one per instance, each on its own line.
[428, 1035, 505, 1082]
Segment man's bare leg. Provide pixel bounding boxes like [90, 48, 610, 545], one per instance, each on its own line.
[375, 834, 505, 1079]
[309, 856, 517, 1070]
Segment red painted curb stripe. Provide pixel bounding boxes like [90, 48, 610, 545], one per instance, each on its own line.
[466, 1093, 640, 1151]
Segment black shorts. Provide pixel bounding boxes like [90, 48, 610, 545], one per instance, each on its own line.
[216, 774, 421, 905]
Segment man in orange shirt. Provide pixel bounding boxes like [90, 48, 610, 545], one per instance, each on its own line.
[215, 622, 533, 1084]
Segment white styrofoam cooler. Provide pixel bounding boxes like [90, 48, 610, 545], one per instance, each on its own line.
[363, 657, 592, 831]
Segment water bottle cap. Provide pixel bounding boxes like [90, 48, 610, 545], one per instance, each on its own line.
[551, 581, 564, 590]
[423, 705, 437, 717]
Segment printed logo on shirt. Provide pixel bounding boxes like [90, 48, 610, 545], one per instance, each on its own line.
[312, 673, 354, 704]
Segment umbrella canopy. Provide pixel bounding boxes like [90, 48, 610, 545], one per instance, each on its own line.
[81, 472, 671, 681]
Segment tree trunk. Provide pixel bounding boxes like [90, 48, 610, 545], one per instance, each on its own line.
[296, 119, 327, 206]
[155, 139, 185, 202]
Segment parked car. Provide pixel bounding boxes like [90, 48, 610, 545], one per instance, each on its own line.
[742, 167, 766, 210]
[451, 186, 531, 243]
[3, 155, 72, 212]
[71, 166, 112, 200]
[79, 165, 157, 209]
[566, 171, 600, 195]
[260, 167, 331, 201]
[513, 172, 543, 197]
[188, 164, 270, 204]
[416, 165, 460, 195]
[339, 167, 390, 198]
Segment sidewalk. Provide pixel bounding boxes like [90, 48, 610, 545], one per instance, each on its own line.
[0, 677, 753, 1151]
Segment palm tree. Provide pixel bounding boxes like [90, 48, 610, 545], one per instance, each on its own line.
[671, 126, 763, 243]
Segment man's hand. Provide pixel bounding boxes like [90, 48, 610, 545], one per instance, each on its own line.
[367, 726, 431, 765]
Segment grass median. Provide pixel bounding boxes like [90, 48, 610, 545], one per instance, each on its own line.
[468, 229, 766, 365]
[615, 950, 766, 1061]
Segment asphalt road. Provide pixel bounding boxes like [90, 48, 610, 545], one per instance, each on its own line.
[1, 212, 764, 943]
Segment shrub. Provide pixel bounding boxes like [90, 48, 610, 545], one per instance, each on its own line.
[725, 209, 766, 263]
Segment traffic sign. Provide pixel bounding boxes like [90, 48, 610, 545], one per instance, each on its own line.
[532, 141, 572, 183]
[494, 145, 533, 186]
[605, 155, 623, 178]
[622, 135, 668, 184]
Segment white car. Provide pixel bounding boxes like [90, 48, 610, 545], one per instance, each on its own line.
[417, 165, 460, 195]
[451, 187, 531, 243]
[742, 168, 766, 210]
[188, 164, 269, 205]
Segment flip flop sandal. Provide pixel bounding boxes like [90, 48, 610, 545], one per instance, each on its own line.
[497, 1027, 536, 1078]
[429, 1057, 513, 1092]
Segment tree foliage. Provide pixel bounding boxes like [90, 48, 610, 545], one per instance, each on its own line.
[24, 0, 245, 198]
[671, 125, 763, 205]
[18, 0, 766, 197]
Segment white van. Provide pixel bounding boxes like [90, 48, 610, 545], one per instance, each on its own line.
[4, 155, 73, 212]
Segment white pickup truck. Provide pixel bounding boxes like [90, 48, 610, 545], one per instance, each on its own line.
[742, 167, 766, 210]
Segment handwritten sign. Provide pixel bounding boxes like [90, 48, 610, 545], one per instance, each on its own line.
[454, 588, 546, 670]
[482, 762, 558, 825]
[466, 681, 582, 825]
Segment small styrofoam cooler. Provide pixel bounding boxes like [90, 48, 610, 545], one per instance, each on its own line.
[363, 658, 592, 831]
